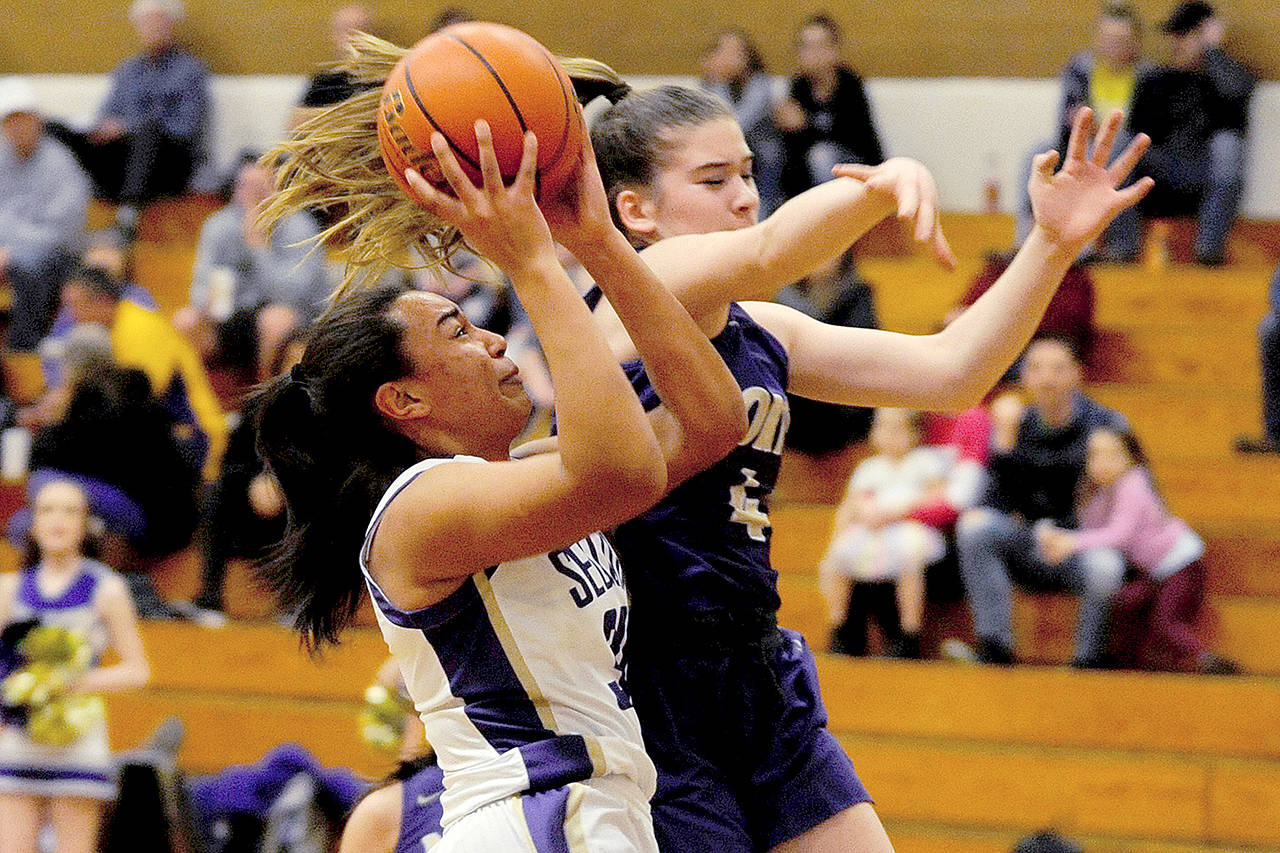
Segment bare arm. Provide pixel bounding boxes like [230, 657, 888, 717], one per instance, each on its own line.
[371, 126, 665, 603]
[746, 109, 1153, 411]
[0, 573, 16, 629]
[74, 574, 149, 695]
[338, 785, 402, 853]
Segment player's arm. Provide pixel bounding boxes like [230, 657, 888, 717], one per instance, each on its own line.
[743, 109, 1152, 411]
[339, 785, 402, 853]
[74, 574, 149, 694]
[372, 127, 666, 604]
[0, 572, 16, 627]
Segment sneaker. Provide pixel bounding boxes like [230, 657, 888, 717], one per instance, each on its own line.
[1069, 653, 1116, 671]
[1235, 435, 1280, 455]
[168, 600, 229, 629]
[1198, 652, 1241, 675]
[940, 638, 978, 663]
[975, 637, 1017, 665]
[888, 634, 922, 660]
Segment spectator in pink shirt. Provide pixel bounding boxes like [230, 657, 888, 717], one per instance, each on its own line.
[1037, 426, 1238, 673]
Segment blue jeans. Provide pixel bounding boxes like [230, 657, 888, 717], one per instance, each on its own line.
[956, 508, 1124, 662]
[1262, 263, 1280, 444]
[1136, 130, 1247, 261]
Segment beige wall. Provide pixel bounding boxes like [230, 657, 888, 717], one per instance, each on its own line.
[5, 1, 1277, 78]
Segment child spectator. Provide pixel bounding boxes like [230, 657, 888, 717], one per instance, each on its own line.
[700, 28, 785, 216]
[1037, 426, 1238, 673]
[820, 408, 948, 659]
[0, 479, 150, 853]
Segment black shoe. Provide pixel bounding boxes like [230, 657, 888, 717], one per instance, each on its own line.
[191, 590, 225, 613]
[888, 634, 922, 660]
[975, 637, 1016, 665]
[1194, 250, 1226, 267]
[1198, 652, 1241, 675]
[1069, 653, 1117, 671]
[1235, 435, 1280, 455]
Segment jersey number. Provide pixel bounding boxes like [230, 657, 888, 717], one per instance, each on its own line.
[729, 467, 770, 542]
[602, 605, 631, 710]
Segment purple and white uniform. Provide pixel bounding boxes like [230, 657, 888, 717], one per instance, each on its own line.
[0, 560, 116, 801]
[361, 456, 658, 852]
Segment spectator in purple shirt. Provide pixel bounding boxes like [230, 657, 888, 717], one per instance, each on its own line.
[46, 0, 208, 233]
[1038, 426, 1237, 673]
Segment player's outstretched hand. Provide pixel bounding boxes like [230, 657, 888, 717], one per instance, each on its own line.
[404, 121, 556, 276]
[1028, 107, 1153, 254]
[540, 113, 617, 256]
[832, 157, 956, 270]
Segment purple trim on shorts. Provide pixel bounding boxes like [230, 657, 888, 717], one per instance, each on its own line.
[0, 765, 113, 785]
[519, 735, 594, 793]
[521, 785, 571, 853]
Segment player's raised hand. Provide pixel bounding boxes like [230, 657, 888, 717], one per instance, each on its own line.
[832, 157, 956, 270]
[1028, 107, 1153, 254]
[404, 121, 555, 275]
[540, 115, 617, 256]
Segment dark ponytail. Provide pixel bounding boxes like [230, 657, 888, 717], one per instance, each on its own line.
[255, 282, 421, 650]
[588, 85, 736, 242]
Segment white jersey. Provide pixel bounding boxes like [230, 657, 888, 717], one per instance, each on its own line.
[360, 457, 657, 832]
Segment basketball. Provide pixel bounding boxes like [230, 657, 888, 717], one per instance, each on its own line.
[377, 22, 583, 203]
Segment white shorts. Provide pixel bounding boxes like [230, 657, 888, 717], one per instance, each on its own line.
[826, 520, 947, 582]
[434, 776, 658, 853]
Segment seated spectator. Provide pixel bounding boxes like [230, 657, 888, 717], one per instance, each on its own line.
[1127, 1, 1254, 266]
[1236, 259, 1279, 454]
[45, 0, 208, 231]
[173, 156, 329, 380]
[1015, 1, 1151, 259]
[20, 324, 200, 558]
[291, 4, 376, 129]
[0, 78, 91, 351]
[1038, 426, 1238, 673]
[955, 252, 1097, 368]
[59, 266, 226, 474]
[774, 12, 884, 199]
[776, 248, 877, 453]
[956, 337, 1128, 667]
[191, 332, 305, 614]
[700, 28, 785, 216]
[820, 408, 948, 659]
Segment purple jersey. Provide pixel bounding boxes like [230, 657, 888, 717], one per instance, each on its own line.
[397, 761, 444, 852]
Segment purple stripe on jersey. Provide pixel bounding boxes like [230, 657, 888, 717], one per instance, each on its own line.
[397, 762, 444, 853]
[0, 765, 113, 785]
[519, 735, 594, 793]
[520, 785, 571, 853]
[19, 565, 97, 611]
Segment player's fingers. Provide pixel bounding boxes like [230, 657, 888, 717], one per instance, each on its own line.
[512, 131, 539, 197]
[1107, 132, 1151, 184]
[474, 120, 504, 193]
[1064, 107, 1093, 164]
[914, 194, 936, 243]
[1031, 150, 1060, 184]
[404, 168, 465, 220]
[430, 132, 479, 204]
[896, 177, 920, 220]
[1115, 175, 1155, 209]
[932, 222, 958, 271]
[1091, 109, 1124, 167]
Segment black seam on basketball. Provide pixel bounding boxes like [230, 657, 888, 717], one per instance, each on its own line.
[401, 61, 483, 171]
[450, 35, 530, 134]
[541, 50, 573, 167]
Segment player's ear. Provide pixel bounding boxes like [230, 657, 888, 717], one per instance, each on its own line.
[375, 379, 432, 422]
[613, 188, 660, 242]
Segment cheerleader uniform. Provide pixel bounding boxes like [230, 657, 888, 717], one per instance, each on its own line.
[0, 560, 116, 801]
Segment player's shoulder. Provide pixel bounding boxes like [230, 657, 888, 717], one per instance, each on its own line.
[339, 784, 402, 853]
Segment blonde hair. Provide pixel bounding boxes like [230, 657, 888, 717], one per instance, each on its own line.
[259, 33, 625, 304]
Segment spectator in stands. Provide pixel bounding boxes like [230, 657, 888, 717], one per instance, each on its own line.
[22, 324, 200, 558]
[173, 156, 328, 381]
[1236, 260, 1280, 454]
[956, 337, 1128, 667]
[0, 478, 150, 853]
[0, 78, 91, 352]
[955, 252, 1097, 368]
[1015, 2, 1151, 259]
[1127, 0, 1254, 266]
[1038, 426, 1238, 673]
[291, 4, 375, 128]
[59, 266, 226, 475]
[700, 29, 785, 216]
[45, 0, 209, 235]
[774, 12, 884, 198]
[191, 331, 305, 614]
[776, 248, 877, 453]
[820, 408, 948, 659]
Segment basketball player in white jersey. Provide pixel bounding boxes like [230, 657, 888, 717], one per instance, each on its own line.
[254, 124, 744, 852]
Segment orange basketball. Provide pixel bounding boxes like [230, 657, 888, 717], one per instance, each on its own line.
[377, 22, 583, 204]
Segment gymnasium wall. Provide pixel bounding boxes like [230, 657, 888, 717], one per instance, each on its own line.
[4, 0, 1279, 78]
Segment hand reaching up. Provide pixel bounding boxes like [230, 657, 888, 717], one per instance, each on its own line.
[831, 157, 956, 270]
[1028, 107, 1153, 255]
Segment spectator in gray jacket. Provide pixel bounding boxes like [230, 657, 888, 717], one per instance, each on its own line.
[174, 157, 329, 380]
[0, 78, 91, 351]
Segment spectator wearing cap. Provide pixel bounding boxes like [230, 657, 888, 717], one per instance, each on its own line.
[60, 266, 226, 476]
[173, 156, 329, 381]
[1127, 0, 1255, 266]
[46, 0, 209, 233]
[0, 77, 92, 351]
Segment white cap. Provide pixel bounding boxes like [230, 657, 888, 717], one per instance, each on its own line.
[0, 77, 38, 120]
[128, 0, 185, 23]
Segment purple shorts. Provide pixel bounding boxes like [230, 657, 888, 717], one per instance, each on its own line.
[630, 625, 871, 851]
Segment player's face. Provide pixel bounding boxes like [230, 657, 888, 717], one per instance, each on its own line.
[647, 118, 759, 239]
[31, 481, 89, 559]
[1085, 429, 1131, 488]
[391, 291, 531, 449]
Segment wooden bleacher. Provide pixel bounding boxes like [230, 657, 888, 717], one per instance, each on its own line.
[4, 203, 1278, 850]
